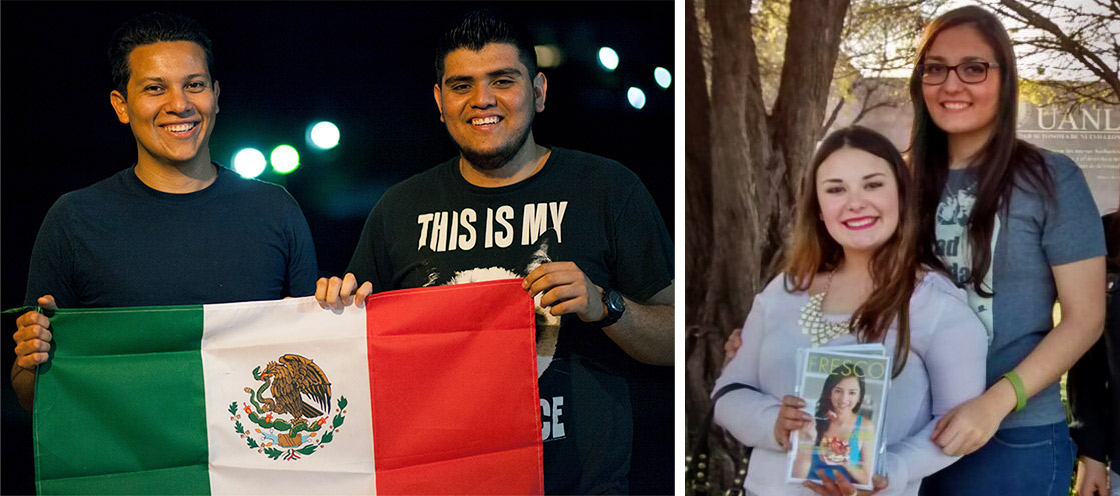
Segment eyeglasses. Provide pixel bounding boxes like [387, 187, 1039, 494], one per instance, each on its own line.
[918, 61, 1000, 85]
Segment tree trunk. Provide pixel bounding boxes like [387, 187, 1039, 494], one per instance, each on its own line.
[703, 0, 770, 331]
[686, 0, 853, 492]
[688, 0, 765, 490]
[686, 0, 712, 327]
[760, 0, 853, 280]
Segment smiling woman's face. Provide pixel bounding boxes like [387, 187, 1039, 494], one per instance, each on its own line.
[816, 147, 900, 257]
[921, 24, 1001, 144]
[830, 376, 862, 414]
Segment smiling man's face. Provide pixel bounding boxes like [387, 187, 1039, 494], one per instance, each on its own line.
[433, 43, 545, 170]
[111, 40, 219, 169]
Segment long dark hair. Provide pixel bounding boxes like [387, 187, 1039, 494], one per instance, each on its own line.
[786, 126, 942, 377]
[814, 365, 866, 446]
[908, 6, 1053, 297]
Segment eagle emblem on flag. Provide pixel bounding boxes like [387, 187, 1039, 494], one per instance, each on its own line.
[229, 354, 348, 460]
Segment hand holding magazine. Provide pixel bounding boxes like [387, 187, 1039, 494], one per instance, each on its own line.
[787, 344, 891, 491]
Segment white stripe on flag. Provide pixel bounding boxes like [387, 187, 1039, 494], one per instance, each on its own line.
[201, 296, 375, 494]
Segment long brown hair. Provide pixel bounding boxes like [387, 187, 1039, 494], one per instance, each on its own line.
[786, 126, 941, 377]
[908, 6, 1053, 296]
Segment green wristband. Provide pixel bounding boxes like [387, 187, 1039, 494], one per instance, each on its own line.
[1002, 371, 1027, 412]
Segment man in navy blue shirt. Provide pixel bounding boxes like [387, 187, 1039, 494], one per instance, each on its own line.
[11, 12, 318, 411]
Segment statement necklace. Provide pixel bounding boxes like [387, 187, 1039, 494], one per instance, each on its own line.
[799, 272, 854, 346]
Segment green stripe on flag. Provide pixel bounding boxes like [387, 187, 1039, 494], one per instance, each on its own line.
[35, 305, 211, 495]
[35, 462, 209, 495]
[42, 305, 205, 354]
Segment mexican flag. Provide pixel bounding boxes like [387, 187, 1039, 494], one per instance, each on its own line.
[32, 279, 543, 495]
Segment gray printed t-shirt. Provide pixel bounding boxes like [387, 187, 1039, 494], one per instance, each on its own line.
[935, 149, 1106, 429]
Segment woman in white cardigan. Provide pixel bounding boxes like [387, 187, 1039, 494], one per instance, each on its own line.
[714, 126, 987, 496]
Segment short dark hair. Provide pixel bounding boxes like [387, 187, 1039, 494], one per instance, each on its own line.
[434, 9, 537, 85]
[109, 12, 215, 98]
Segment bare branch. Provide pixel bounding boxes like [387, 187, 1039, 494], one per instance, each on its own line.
[997, 0, 1120, 98]
[821, 98, 846, 135]
[853, 101, 897, 124]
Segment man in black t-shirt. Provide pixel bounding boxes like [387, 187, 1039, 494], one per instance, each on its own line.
[317, 10, 673, 494]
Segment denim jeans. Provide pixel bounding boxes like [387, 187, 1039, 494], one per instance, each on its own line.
[921, 422, 1076, 496]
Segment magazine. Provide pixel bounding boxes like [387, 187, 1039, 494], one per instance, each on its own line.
[786, 344, 891, 490]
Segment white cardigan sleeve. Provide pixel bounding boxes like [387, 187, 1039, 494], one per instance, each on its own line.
[713, 290, 785, 452]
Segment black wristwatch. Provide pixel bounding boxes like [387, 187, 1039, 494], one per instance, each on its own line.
[592, 287, 626, 328]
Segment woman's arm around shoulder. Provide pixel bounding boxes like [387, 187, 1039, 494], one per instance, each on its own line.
[871, 274, 989, 495]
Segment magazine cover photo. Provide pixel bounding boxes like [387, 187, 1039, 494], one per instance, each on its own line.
[788, 347, 890, 490]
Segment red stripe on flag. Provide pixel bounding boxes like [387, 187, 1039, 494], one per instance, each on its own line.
[365, 279, 544, 494]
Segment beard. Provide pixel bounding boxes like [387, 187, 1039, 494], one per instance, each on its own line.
[452, 112, 535, 171]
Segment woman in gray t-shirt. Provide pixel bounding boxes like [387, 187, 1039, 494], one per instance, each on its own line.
[908, 6, 1107, 496]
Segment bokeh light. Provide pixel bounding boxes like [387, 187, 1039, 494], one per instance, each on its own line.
[233, 148, 267, 178]
[598, 47, 619, 71]
[654, 67, 672, 89]
[270, 145, 300, 174]
[535, 45, 562, 68]
[308, 121, 340, 150]
[627, 87, 646, 110]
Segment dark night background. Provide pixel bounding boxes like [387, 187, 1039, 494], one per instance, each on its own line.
[1, 2, 675, 493]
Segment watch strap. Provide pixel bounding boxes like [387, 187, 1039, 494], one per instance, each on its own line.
[591, 287, 624, 328]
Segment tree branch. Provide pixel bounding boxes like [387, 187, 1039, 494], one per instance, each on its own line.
[998, 0, 1120, 98]
[821, 98, 845, 135]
